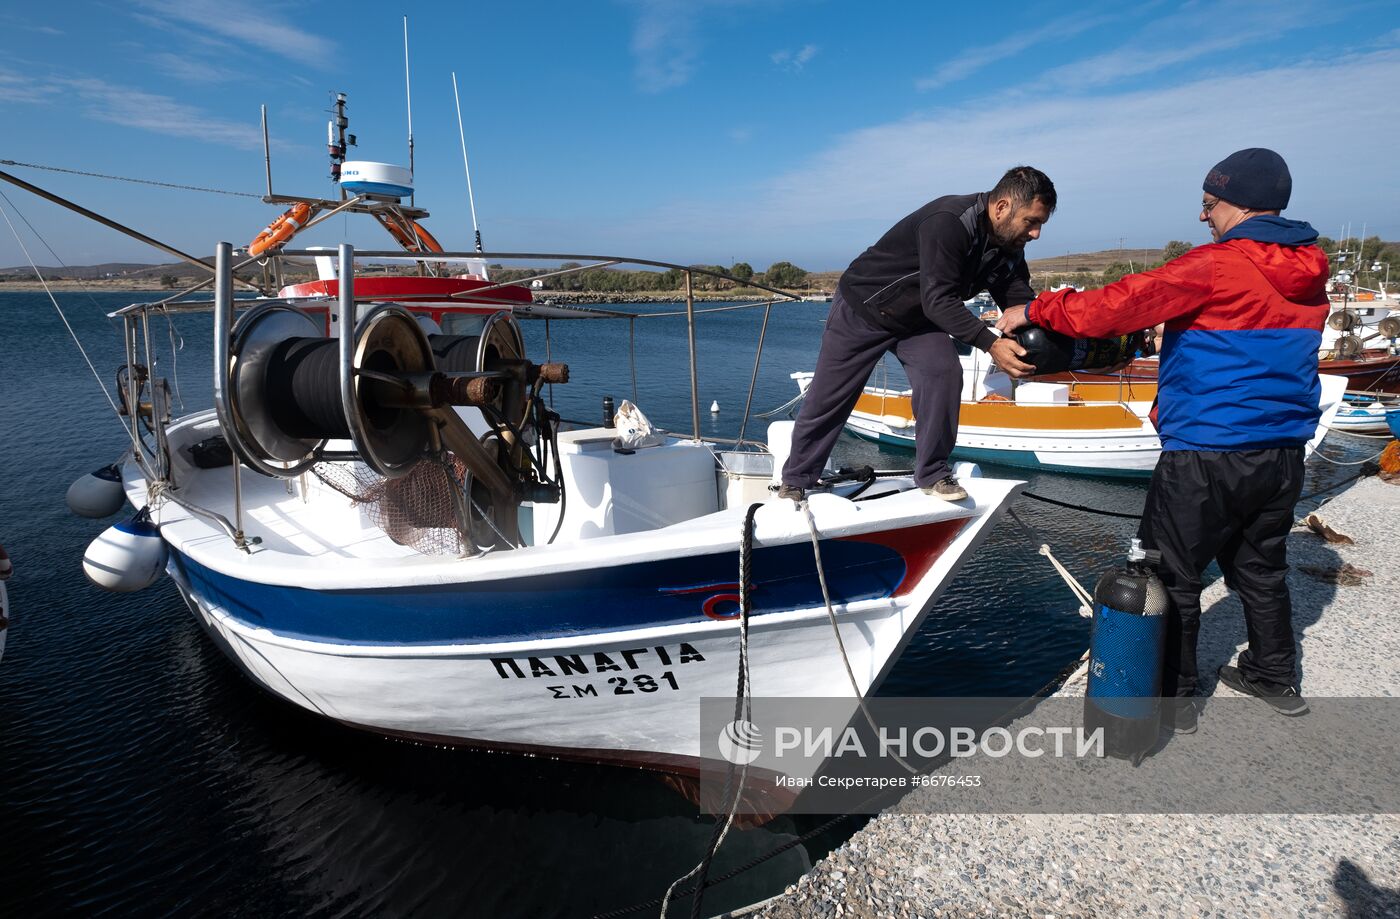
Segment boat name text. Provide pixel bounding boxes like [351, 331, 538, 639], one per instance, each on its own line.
[490, 644, 706, 680]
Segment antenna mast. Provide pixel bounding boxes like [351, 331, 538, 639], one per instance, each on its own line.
[327, 92, 351, 199]
[261, 104, 273, 198]
[403, 16, 415, 207]
[451, 71, 483, 252]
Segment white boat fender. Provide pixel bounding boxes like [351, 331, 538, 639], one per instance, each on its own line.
[0, 543, 11, 580]
[82, 508, 168, 593]
[952, 462, 983, 480]
[66, 463, 126, 518]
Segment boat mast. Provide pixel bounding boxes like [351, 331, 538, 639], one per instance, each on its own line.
[451, 71, 484, 254]
[261, 105, 273, 198]
[328, 92, 352, 199]
[403, 16, 415, 208]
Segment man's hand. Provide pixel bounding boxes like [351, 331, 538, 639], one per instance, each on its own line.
[989, 336, 1036, 378]
[996, 304, 1032, 334]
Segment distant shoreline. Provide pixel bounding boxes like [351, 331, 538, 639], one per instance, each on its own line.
[0, 280, 827, 303]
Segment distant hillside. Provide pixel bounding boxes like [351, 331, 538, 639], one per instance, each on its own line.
[1028, 248, 1160, 275]
[6, 239, 1396, 292]
[0, 258, 319, 286]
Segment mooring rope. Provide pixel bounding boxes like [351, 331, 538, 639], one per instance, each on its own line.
[800, 500, 921, 776]
[0, 158, 261, 199]
[1310, 446, 1388, 466]
[1019, 489, 1143, 519]
[0, 191, 134, 444]
[658, 502, 762, 919]
[1004, 507, 1095, 617]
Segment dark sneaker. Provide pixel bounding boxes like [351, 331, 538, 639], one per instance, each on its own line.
[1217, 664, 1310, 716]
[774, 484, 805, 503]
[1161, 697, 1199, 734]
[921, 476, 968, 501]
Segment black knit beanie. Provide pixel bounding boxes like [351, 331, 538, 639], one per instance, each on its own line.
[1202, 148, 1291, 210]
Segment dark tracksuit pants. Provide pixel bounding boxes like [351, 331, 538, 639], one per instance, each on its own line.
[1137, 447, 1305, 698]
[782, 292, 962, 489]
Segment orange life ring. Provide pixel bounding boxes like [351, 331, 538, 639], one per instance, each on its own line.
[375, 213, 444, 254]
[248, 202, 313, 257]
[410, 221, 444, 254]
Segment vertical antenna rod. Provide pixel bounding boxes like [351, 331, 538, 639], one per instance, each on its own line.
[451, 71, 483, 252]
[261, 105, 273, 198]
[328, 92, 349, 198]
[403, 16, 415, 207]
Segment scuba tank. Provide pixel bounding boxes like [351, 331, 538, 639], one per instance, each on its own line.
[1016, 325, 1154, 375]
[1084, 538, 1168, 765]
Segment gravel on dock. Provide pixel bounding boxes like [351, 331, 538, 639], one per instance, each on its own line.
[747, 475, 1400, 919]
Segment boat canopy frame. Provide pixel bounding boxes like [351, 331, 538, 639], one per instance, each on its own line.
[114, 244, 811, 550]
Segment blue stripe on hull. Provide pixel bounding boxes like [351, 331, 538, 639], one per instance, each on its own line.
[171, 537, 909, 646]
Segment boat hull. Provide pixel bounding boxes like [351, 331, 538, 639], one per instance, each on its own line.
[1058, 351, 1400, 395]
[842, 412, 1159, 478]
[794, 370, 1347, 479]
[161, 503, 1007, 769]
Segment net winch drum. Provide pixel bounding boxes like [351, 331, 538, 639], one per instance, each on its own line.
[220, 302, 555, 547]
[1333, 334, 1363, 359]
[225, 301, 436, 477]
[429, 311, 530, 435]
[1327, 309, 1359, 332]
[1084, 538, 1168, 765]
[1015, 325, 1152, 375]
[221, 303, 526, 481]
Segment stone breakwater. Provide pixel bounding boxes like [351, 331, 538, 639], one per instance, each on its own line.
[745, 474, 1400, 919]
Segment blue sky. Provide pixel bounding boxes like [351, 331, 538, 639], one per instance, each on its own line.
[1, 0, 1398, 272]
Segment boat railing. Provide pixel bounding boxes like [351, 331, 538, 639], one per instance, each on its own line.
[116, 244, 813, 549]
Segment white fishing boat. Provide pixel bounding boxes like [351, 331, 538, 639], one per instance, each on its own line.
[793, 356, 1347, 478]
[22, 94, 1024, 782]
[1329, 392, 1400, 435]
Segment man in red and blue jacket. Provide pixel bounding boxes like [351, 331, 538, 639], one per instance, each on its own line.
[998, 149, 1327, 730]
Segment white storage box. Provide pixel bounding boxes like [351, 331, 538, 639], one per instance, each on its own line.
[532, 429, 719, 541]
[1014, 382, 1071, 404]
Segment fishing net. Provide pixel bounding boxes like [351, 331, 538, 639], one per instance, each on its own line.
[312, 455, 474, 557]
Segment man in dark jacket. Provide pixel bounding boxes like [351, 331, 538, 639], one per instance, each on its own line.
[779, 167, 1050, 501]
[998, 149, 1327, 730]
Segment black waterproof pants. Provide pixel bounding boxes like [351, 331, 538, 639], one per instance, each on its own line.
[1137, 448, 1305, 697]
[782, 293, 963, 489]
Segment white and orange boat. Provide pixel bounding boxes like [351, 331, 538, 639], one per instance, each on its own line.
[793, 356, 1347, 478]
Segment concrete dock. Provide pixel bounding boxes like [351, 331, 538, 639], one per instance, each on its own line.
[750, 474, 1400, 919]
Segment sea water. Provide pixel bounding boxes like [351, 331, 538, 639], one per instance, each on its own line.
[0, 291, 1371, 917]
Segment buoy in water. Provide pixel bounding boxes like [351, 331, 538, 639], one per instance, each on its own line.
[66, 464, 126, 518]
[710, 400, 720, 413]
[82, 508, 167, 593]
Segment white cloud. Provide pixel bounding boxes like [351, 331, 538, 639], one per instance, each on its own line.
[1038, 1, 1327, 90]
[57, 77, 264, 148]
[0, 67, 63, 105]
[628, 0, 705, 93]
[915, 12, 1120, 91]
[772, 43, 819, 73]
[604, 49, 1400, 264]
[129, 0, 335, 65]
[147, 52, 238, 84]
[625, 0, 770, 92]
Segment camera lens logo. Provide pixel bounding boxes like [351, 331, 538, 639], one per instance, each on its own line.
[717, 720, 763, 765]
